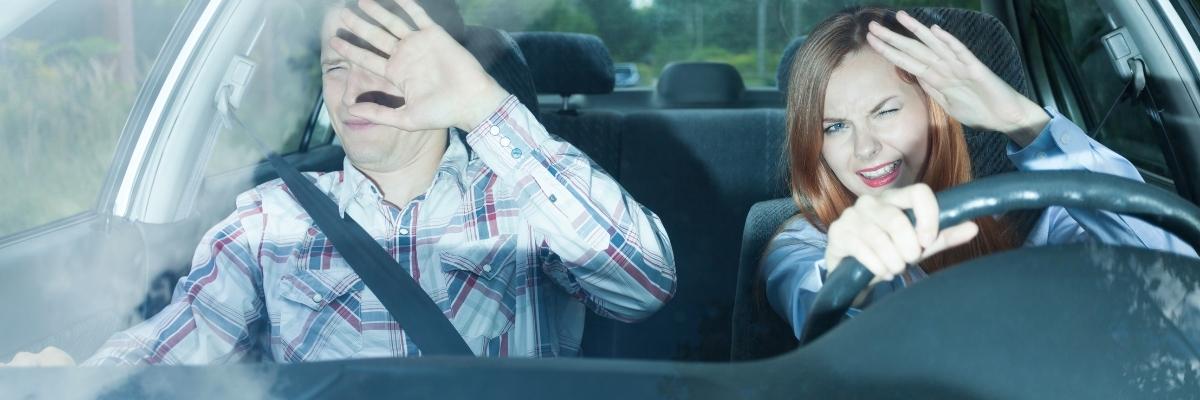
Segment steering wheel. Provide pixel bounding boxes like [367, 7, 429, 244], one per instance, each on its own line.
[798, 170, 1200, 345]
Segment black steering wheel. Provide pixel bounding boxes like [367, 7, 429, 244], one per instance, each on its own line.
[798, 170, 1200, 345]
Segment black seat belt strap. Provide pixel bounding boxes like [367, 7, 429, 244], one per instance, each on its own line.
[218, 89, 473, 356]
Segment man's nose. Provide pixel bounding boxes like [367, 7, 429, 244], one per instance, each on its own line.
[341, 67, 387, 106]
[852, 128, 882, 160]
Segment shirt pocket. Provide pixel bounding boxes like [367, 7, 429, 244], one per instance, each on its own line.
[273, 267, 365, 361]
[439, 234, 519, 341]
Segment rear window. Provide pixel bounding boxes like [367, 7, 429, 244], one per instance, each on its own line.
[461, 0, 980, 88]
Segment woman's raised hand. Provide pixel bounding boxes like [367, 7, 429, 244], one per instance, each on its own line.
[865, 10, 1049, 147]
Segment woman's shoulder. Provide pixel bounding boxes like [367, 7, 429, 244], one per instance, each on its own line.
[768, 215, 828, 251]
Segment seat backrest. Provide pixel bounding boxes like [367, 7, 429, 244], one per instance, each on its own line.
[655, 62, 746, 108]
[511, 32, 623, 179]
[730, 7, 1044, 360]
[730, 198, 800, 360]
[610, 108, 789, 360]
[463, 26, 540, 116]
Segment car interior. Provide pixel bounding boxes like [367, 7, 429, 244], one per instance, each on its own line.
[1, 2, 1199, 390]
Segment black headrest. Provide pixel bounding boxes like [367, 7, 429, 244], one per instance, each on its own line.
[776, 9, 1032, 100]
[656, 62, 745, 108]
[461, 26, 539, 116]
[511, 32, 615, 96]
[776, 35, 807, 92]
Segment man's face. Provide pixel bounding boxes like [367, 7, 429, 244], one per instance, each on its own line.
[319, 8, 443, 171]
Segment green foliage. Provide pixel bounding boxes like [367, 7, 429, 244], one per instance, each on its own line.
[463, 0, 981, 88]
[0, 38, 133, 237]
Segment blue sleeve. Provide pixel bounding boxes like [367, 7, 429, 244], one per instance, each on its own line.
[761, 218, 828, 340]
[1007, 107, 1197, 258]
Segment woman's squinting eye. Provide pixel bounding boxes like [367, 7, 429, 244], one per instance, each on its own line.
[823, 121, 846, 134]
[324, 64, 346, 73]
[877, 107, 899, 117]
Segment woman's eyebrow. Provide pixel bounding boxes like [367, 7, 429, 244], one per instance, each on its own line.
[869, 96, 898, 114]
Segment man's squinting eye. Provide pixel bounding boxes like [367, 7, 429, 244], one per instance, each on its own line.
[323, 63, 346, 73]
[877, 107, 899, 117]
[823, 121, 846, 134]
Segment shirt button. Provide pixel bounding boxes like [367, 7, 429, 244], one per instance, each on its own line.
[1060, 136, 1071, 145]
[398, 228, 410, 235]
[548, 194, 558, 203]
[1036, 151, 1047, 159]
[511, 148, 523, 159]
[482, 264, 493, 273]
[489, 125, 500, 136]
[499, 137, 512, 147]
[311, 293, 323, 303]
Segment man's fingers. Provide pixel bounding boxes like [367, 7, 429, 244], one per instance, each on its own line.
[394, 0, 436, 29]
[39, 346, 76, 367]
[340, 8, 400, 56]
[348, 103, 418, 131]
[920, 220, 980, 260]
[359, 0, 416, 38]
[330, 36, 390, 77]
[8, 352, 36, 367]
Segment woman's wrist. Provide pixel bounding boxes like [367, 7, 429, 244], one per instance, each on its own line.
[999, 101, 1051, 148]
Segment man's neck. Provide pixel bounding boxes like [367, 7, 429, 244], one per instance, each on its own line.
[354, 131, 449, 208]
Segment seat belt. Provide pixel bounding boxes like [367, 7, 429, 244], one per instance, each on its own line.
[216, 86, 474, 357]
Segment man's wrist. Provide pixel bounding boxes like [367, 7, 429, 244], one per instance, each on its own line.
[459, 84, 512, 131]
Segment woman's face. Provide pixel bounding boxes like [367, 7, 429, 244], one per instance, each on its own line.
[821, 49, 930, 196]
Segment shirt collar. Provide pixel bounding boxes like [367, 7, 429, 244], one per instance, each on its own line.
[336, 130, 470, 217]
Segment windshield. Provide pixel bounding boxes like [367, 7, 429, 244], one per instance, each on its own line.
[1, 0, 1198, 398]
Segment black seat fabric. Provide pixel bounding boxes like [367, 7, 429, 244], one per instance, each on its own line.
[776, 35, 807, 93]
[730, 7, 1046, 361]
[511, 32, 615, 97]
[730, 199, 800, 360]
[462, 26, 540, 116]
[655, 62, 746, 108]
[511, 31, 623, 179]
[610, 109, 789, 360]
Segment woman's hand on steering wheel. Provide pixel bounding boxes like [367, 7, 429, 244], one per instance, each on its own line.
[824, 184, 980, 283]
[864, 10, 1049, 147]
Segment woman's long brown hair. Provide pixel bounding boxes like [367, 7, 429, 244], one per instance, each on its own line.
[784, 7, 1016, 273]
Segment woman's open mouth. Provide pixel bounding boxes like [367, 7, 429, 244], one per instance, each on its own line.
[857, 160, 902, 188]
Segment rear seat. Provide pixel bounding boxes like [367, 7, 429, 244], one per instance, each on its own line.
[514, 37, 789, 360]
[614, 63, 788, 360]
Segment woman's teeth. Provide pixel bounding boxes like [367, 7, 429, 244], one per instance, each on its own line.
[861, 160, 900, 179]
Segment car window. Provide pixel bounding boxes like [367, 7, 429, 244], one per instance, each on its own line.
[204, 1, 325, 175]
[0, 0, 190, 238]
[1034, 0, 1171, 179]
[460, 0, 980, 88]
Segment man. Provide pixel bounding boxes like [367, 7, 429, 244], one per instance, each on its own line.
[4, 0, 674, 365]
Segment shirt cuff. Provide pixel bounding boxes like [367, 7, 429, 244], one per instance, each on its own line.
[1007, 106, 1091, 170]
[464, 95, 611, 252]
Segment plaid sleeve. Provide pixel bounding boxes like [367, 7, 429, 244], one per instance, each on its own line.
[465, 96, 676, 322]
[83, 193, 268, 366]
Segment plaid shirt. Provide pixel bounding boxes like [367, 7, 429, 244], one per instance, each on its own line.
[85, 96, 676, 364]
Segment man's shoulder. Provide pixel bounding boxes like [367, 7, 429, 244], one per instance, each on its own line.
[232, 170, 343, 218]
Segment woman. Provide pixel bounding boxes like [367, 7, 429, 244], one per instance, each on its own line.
[763, 7, 1197, 339]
